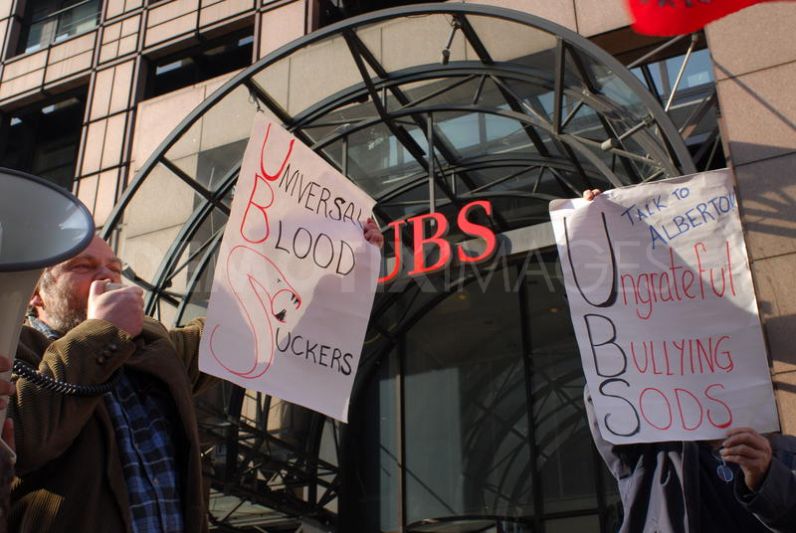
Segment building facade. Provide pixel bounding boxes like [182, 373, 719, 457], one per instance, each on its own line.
[0, 1, 794, 531]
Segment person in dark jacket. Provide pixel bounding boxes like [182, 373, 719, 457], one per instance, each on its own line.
[582, 189, 796, 533]
[10, 235, 214, 533]
[586, 387, 796, 533]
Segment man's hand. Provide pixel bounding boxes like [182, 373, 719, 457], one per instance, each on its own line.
[87, 280, 144, 337]
[364, 218, 384, 249]
[721, 427, 773, 492]
[0, 355, 15, 411]
[583, 189, 602, 201]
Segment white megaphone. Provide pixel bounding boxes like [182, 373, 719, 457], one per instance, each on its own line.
[0, 168, 95, 461]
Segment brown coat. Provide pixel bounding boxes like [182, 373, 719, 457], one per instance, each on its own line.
[9, 317, 213, 533]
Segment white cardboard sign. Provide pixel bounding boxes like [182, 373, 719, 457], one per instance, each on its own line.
[199, 115, 380, 422]
[549, 169, 778, 443]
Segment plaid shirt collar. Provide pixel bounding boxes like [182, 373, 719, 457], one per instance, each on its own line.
[28, 316, 61, 340]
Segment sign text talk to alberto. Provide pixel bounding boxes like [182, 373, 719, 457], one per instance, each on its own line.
[550, 169, 778, 444]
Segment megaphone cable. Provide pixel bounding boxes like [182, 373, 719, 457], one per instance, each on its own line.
[11, 360, 121, 397]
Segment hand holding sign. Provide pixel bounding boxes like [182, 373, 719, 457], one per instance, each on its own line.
[550, 169, 778, 444]
[721, 427, 773, 491]
[364, 218, 384, 249]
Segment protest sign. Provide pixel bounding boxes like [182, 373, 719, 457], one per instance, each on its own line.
[199, 115, 380, 422]
[549, 169, 778, 444]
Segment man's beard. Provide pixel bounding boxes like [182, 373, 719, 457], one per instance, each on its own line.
[42, 283, 87, 334]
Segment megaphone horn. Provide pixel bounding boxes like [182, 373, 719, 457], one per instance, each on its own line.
[0, 168, 95, 462]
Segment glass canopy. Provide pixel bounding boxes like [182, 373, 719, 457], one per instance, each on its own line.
[101, 4, 696, 530]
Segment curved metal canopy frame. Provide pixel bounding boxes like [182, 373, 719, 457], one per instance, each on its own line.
[100, 3, 696, 529]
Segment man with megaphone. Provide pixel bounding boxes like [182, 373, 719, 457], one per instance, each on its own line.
[8, 234, 215, 533]
[7, 219, 383, 533]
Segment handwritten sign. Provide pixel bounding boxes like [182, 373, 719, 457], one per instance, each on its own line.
[549, 169, 778, 443]
[199, 115, 380, 422]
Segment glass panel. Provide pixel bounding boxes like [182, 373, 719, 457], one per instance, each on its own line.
[23, 0, 100, 53]
[252, 59, 291, 115]
[196, 139, 247, 192]
[379, 350, 401, 531]
[523, 252, 598, 515]
[315, 137, 344, 174]
[119, 163, 202, 282]
[176, 237, 221, 326]
[466, 14, 557, 69]
[198, 86, 261, 159]
[345, 347, 400, 532]
[404, 266, 532, 522]
[344, 121, 427, 197]
[379, 181, 450, 222]
[441, 111, 543, 161]
[457, 164, 522, 192]
[385, 76, 480, 112]
[560, 99, 604, 140]
[629, 47, 719, 171]
[54, 0, 101, 43]
[570, 51, 681, 180]
[173, 201, 230, 326]
[301, 97, 380, 147]
[166, 86, 260, 185]
[480, 196, 551, 230]
[284, 34, 367, 117]
[437, 111, 483, 156]
[23, 19, 49, 53]
[631, 48, 714, 99]
[375, 14, 467, 73]
[149, 32, 254, 98]
[499, 78, 555, 122]
[665, 48, 714, 93]
[155, 141, 237, 326]
[0, 95, 85, 189]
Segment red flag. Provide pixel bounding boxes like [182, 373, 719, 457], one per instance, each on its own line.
[626, 0, 782, 36]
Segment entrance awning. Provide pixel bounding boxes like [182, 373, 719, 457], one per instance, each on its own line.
[101, 3, 694, 528]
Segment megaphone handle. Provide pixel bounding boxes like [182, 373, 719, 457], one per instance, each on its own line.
[0, 270, 40, 467]
[0, 369, 10, 464]
[0, 430, 14, 465]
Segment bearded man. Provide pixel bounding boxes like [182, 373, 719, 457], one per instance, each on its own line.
[9, 235, 213, 533]
[9, 219, 383, 532]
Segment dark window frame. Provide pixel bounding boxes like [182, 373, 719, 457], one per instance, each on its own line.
[15, 0, 103, 57]
[0, 89, 88, 190]
[144, 28, 255, 100]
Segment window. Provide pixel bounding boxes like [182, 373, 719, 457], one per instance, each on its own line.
[18, 0, 102, 55]
[0, 93, 87, 189]
[146, 32, 254, 99]
[630, 47, 726, 171]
